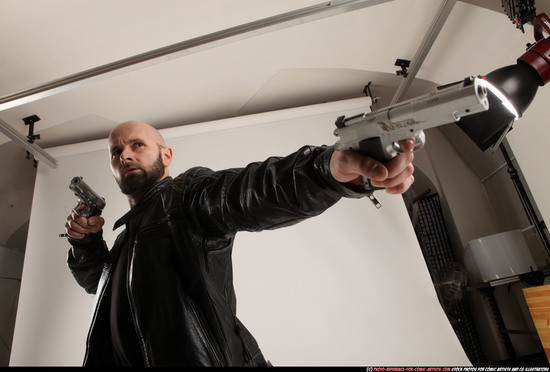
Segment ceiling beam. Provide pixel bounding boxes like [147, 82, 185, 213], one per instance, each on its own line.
[0, 0, 393, 112]
[391, 0, 457, 104]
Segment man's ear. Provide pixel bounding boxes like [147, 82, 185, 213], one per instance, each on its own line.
[162, 147, 173, 167]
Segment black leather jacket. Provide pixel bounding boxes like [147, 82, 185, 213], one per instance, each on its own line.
[67, 146, 365, 366]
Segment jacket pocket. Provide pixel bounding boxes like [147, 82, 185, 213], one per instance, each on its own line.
[134, 213, 174, 244]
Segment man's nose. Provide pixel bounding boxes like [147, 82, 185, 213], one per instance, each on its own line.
[119, 149, 135, 164]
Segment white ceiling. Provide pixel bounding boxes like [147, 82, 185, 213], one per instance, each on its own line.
[0, 0, 547, 152]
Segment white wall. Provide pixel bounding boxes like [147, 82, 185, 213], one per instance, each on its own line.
[10, 98, 470, 366]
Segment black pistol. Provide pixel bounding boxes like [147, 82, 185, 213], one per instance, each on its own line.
[69, 176, 106, 218]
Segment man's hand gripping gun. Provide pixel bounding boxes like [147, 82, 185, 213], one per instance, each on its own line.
[69, 176, 106, 218]
[60, 177, 106, 238]
[333, 76, 490, 208]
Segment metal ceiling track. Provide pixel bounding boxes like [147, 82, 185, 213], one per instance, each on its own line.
[0, 0, 394, 169]
[391, 0, 457, 104]
[0, 0, 393, 112]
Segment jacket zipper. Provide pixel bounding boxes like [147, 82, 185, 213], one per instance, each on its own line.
[185, 297, 224, 366]
[125, 215, 172, 365]
[127, 238, 151, 366]
[124, 214, 175, 366]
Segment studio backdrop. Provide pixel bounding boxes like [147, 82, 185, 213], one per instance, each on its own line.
[10, 97, 470, 366]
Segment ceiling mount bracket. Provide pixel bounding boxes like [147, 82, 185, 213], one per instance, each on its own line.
[22, 114, 42, 167]
[0, 118, 58, 168]
[23, 114, 41, 143]
[395, 59, 410, 77]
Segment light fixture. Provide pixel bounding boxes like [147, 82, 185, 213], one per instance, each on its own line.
[456, 13, 550, 258]
[456, 13, 550, 151]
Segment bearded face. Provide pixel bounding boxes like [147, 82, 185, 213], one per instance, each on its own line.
[116, 151, 165, 196]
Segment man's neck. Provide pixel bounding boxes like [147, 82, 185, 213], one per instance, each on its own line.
[127, 190, 147, 209]
[127, 175, 169, 208]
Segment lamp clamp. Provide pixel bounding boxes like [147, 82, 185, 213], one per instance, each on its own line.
[23, 114, 41, 143]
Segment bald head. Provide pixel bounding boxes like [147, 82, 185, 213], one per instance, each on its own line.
[109, 121, 166, 148]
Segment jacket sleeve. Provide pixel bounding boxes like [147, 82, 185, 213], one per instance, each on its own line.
[180, 145, 367, 233]
[67, 231, 110, 294]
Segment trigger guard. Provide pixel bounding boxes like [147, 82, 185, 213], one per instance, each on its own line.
[391, 131, 426, 154]
[413, 131, 426, 152]
[73, 201, 86, 216]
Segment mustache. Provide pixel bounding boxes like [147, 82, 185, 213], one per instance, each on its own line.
[122, 162, 144, 175]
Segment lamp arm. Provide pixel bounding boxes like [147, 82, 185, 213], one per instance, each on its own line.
[533, 13, 550, 42]
[518, 13, 550, 86]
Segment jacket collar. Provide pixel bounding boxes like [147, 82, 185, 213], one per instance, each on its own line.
[113, 176, 173, 231]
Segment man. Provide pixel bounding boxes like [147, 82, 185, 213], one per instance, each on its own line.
[65, 120, 415, 366]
